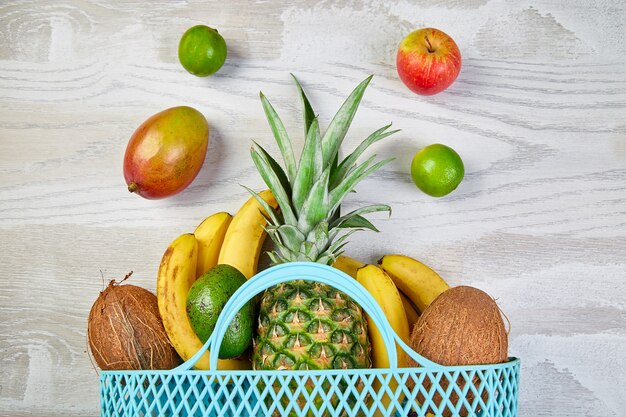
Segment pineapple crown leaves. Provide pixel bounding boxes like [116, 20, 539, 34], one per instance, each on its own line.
[248, 75, 398, 264]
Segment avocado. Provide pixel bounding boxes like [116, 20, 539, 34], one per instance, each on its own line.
[186, 264, 253, 359]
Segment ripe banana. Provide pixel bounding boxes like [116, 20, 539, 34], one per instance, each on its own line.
[399, 291, 420, 331]
[333, 256, 424, 335]
[157, 232, 250, 370]
[356, 264, 409, 368]
[218, 190, 278, 279]
[194, 212, 232, 277]
[378, 254, 449, 313]
[357, 264, 410, 417]
[332, 255, 364, 278]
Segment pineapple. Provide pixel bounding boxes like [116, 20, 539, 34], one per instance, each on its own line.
[248, 75, 398, 373]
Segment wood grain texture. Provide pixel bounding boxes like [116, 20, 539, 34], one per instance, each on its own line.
[1, 0, 625, 415]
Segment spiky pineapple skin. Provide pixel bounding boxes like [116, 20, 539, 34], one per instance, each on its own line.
[253, 280, 371, 371]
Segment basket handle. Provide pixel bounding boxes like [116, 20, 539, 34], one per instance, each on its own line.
[177, 262, 441, 371]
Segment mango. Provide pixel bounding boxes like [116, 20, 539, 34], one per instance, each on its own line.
[123, 106, 209, 199]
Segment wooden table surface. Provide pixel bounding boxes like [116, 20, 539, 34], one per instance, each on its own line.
[1, 1, 625, 416]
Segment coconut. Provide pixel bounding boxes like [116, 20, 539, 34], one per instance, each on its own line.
[407, 286, 508, 416]
[87, 275, 180, 370]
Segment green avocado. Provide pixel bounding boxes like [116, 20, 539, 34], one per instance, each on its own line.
[186, 264, 253, 359]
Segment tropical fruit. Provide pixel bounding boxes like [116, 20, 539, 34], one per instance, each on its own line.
[356, 265, 409, 417]
[248, 75, 397, 414]
[156, 222, 250, 370]
[87, 276, 180, 370]
[408, 286, 509, 416]
[194, 212, 232, 278]
[218, 190, 278, 279]
[332, 255, 364, 278]
[356, 265, 409, 368]
[399, 292, 420, 330]
[378, 254, 449, 312]
[255, 280, 371, 370]
[123, 106, 209, 199]
[408, 286, 508, 368]
[250, 75, 397, 372]
[186, 264, 253, 359]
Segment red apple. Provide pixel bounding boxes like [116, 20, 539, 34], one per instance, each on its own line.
[396, 28, 462, 96]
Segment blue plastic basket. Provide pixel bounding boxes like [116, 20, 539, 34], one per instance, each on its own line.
[100, 262, 520, 416]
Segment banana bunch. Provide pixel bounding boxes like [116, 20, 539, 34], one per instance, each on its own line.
[378, 254, 450, 313]
[332, 254, 449, 366]
[333, 254, 448, 417]
[356, 264, 409, 369]
[157, 190, 277, 370]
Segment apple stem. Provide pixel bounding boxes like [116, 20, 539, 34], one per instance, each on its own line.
[128, 182, 138, 193]
[425, 36, 434, 53]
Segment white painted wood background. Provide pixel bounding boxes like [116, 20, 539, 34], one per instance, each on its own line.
[1, 0, 625, 416]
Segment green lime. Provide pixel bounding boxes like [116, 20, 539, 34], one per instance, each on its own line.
[410, 144, 464, 197]
[178, 25, 227, 77]
[186, 265, 253, 359]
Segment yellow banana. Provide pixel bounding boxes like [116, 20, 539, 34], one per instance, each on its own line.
[399, 291, 420, 331]
[378, 254, 449, 313]
[194, 212, 232, 277]
[332, 255, 364, 278]
[356, 264, 409, 368]
[333, 257, 418, 340]
[357, 264, 409, 417]
[157, 232, 250, 370]
[218, 190, 278, 279]
[333, 256, 423, 334]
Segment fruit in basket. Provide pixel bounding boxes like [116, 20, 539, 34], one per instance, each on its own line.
[157, 222, 250, 370]
[333, 255, 421, 329]
[396, 27, 461, 96]
[179, 25, 227, 77]
[246, 75, 396, 415]
[87, 274, 180, 370]
[250, 75, 397, 373]
[357, 265, 410, 417]
[195, 212, 232, 277]
[408, 286, 509, 416]
[333, 256, 421, 328]
[256, 280, 371, 370]
[379, 254, 449, 312]
[123, 106, 209, 199]
[218, 190, 278, 279]
[186, 264, 254, 359]
[409, 285, 508, 367]
[356, 265, 409, 367]
[332, 255, 364, 278]
[410, 144, 464, 197]
[399, 292, 420, 329]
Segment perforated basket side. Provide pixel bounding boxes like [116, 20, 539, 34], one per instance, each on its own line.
[100, 361, 520, 417]
[100, 262, 520, 417]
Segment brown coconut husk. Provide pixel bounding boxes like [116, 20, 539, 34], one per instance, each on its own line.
[87, 273, 180, 370]
[407, 286, 509, 417]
